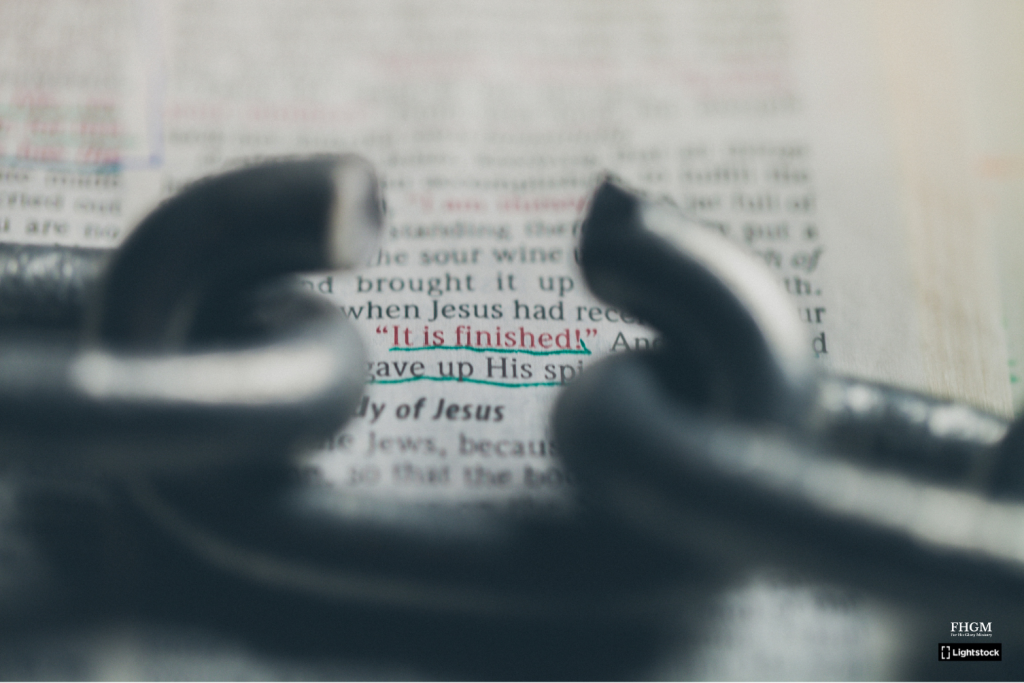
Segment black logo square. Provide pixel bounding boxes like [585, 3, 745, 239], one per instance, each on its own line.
[938, 643, 1002, 662]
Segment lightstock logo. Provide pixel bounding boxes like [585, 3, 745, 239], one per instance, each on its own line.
[938, 643, 1002, 662]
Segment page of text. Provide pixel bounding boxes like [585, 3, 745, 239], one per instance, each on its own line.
[0, 0, 1007, 504]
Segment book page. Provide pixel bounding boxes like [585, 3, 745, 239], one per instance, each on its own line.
[949, 0, 1024, 412]
[872, 0, 1014, 416]
[0, 1, 1008, 501]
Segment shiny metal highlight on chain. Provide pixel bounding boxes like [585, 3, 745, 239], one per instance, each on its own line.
[555, 177, 1024, 616]
[0, 156, 381, 475]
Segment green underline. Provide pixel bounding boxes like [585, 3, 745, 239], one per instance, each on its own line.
[372, 376, 561, 388]
[388, 341, 589, 356]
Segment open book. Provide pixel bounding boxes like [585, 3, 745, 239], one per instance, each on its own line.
[0, 0, 1021, 678]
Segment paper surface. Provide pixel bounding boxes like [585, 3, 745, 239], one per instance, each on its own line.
[161, 0, 1014, 502]
[0, 1, 1018, 678]
[0, 5, 1009, 497]
[948, 0, 1024, 410]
